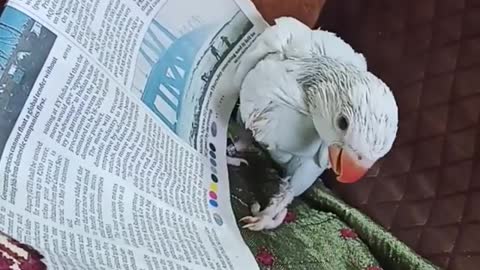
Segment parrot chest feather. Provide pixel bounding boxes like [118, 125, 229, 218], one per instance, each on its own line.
[265, 105, 321, 157]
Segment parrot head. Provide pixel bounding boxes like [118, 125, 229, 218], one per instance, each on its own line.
[302, 58, 398, 184]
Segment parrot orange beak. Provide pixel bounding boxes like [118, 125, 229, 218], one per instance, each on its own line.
[328, 145, 369, 184]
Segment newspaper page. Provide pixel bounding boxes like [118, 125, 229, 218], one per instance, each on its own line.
[0, 0, 268, 269]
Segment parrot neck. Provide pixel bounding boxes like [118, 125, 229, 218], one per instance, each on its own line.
[294, 56, 359, 117]
[263, 57, 312, 115]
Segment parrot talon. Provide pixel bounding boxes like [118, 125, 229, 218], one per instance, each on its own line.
[240, 215, 271, 231]
[242, 223, 265, 231]
[239, 216, 259, 223]
[227, 156, 249, 167]
[239, 207, 288, 231]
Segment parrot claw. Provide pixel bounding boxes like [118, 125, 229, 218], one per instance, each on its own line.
[240, 182, 293, 231]
[240, 216, 269, 231]
[239, 208, 288, 231]
[242, 223, 265, 231]
[227, 156, 249, 167]
[239, 216, 259, 224]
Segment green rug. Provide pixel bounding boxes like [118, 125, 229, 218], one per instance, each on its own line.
[227, 134, 438, 270]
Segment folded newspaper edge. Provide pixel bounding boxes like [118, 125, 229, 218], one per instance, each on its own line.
[0, 0, 269, 269]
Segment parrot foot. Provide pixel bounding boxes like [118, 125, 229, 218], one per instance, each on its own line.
[240, 182, 294, 231]
[239, 208, 288, 231]
[232, 138, 251, 153]
[227, 156, 249, 167]
[226, 144, 237, 157]
[250, 202, 261, 216]
[227, 130, 253, 157]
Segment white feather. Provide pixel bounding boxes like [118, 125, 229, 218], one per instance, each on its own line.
[235, 17, 367, 88]
[236, 18, 398, 222]
[235, 17, 398, 231]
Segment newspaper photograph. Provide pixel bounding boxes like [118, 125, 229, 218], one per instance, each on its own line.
[0, 0, 269, 269]
[0, 6, 56, 157]
[130, 0, 254, 149]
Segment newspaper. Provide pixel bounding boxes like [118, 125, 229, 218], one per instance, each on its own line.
[0, 0, 269, 269]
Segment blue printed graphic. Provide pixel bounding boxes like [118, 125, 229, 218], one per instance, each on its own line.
[140, 23, 213, 130]
[0, 7, 56, 159]
[132, 11, 254, 148]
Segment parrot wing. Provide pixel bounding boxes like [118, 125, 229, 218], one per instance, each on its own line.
[234, 17, 367, 89]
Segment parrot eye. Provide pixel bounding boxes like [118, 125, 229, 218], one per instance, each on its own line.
[337, 115, 349, 131]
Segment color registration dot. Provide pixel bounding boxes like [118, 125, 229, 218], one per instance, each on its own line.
[209, 200, 218, 207]
[210, 183, 218, 192]
[209, 191, 218, 200]
[213, 213, 223, 226]
[211, 121, 217, 137]
[210, 158, 217, 167]
[211, 174, 218, 183]
[209, 143, 216, 152]
[209, 150, 216, 159]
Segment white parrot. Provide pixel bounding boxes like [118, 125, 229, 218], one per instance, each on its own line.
[232, 17, 398, 231]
